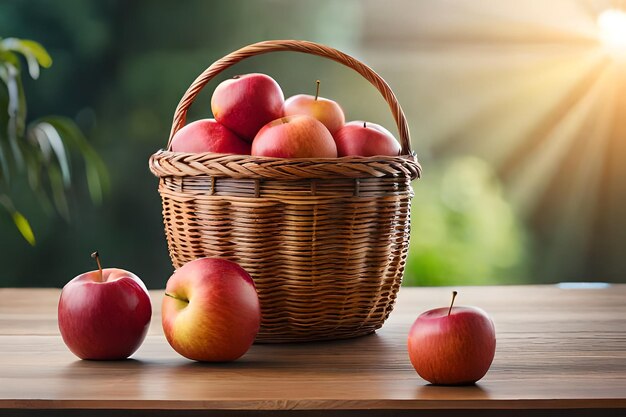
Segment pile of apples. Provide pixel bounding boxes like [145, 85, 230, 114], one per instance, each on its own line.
[171, 73, 401, 158]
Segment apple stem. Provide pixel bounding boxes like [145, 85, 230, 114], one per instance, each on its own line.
[91, 251, 103, 282]
[165, 292, 189, 304]
[315, 80, 320, 101]
[448, 291, 458, 316]
[363, 121, 367, 128]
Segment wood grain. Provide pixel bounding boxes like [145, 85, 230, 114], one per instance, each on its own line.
[0, 285, 625, 416]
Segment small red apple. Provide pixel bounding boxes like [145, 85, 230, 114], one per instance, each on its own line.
[211, 73, 284, 141]
[58, 252, 152, 360]
[251, 115, 337, 158]
[162, 257, 261, 362]
[283, 80, 345, 135]
[170, 119, 250, 154]
[407, 291, 496, 385]
[334, 121, 401, 157]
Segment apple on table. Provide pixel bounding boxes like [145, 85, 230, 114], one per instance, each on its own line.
[407, 291, 496, 385]
[162, 257, 261, 362]
[58, 252, 152, 360]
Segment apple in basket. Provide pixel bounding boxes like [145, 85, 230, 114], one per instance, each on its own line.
[251, 115, 338, 158]
[283, 80, 345, 136]
[162, 257, 261, 362]
[334, 121, 401, 157]
[211, 73, 284, 142]
[170, 119, 251, 154]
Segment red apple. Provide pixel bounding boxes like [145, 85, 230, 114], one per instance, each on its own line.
[171, 119, 250, 154]
[334, 121, 401, 157]
[162, 257, 261, 362]
[211, 73, 284, 141]
[283, 80, 345, 135]
[58, 252, 152, 360]
[251, 115, 337, 158]
[407, 291, 496, 385]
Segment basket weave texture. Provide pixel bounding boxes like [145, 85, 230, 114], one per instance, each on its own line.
[149, 40, 422, 343]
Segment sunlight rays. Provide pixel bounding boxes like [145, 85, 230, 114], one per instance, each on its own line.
[507, 61, 615, 217]
[497, 52, 610, 179]
[538, 65, 619, 278]
[384, 0, 626, 280]
[431, 46, 608, 165]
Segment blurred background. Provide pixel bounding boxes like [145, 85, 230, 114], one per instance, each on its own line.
[1, 0, 625, 288]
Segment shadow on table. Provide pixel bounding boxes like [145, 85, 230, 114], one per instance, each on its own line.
[414, 383, 491, 399]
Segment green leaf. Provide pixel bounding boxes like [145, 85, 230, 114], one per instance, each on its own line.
[0, 50, 21, 69]
[1, 38, 52, 79]
[85, 152, 105, 204]
[0, 195, 36, 246]
[12, 211, 35, 246]
[0, 62, 25, 169]
[34, 116, 110, 201]
[20, 139, 42, 192]
[30, 122, 71, 186]
[47, 164, 69, 221]
[14, 39, 52, 67]
[0, 80, 8, 183]
[0, 63, 20, 122]
[0, 131, 9, 184]
[0, 143, 8, 183]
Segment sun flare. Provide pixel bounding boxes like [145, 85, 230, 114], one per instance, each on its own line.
[408, 1, 626, 280]
[598, 8, 626, 58]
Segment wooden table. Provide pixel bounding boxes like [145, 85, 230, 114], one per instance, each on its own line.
[1, 285, 625, 416]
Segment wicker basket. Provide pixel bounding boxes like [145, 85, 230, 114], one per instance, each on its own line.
[149, 40, 421, 343]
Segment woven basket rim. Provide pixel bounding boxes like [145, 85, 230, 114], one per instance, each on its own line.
[149, 149, 422, 180]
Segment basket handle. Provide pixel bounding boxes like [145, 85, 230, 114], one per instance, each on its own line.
[167, 39, 413, 155]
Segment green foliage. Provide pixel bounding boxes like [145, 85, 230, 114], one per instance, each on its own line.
[405, 157, 528, 286]
[0, 195, 34, 245]
[0, 37, 108, 244]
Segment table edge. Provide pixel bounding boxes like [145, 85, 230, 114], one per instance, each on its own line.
[1, 399, 625, 411]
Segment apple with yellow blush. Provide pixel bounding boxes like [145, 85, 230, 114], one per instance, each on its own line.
[162, 258, 261, 362]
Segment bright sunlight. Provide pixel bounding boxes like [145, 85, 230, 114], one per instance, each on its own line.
[598, 8, 626, 58]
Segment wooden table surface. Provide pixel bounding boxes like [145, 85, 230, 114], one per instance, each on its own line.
[0, 285, 625, 416]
